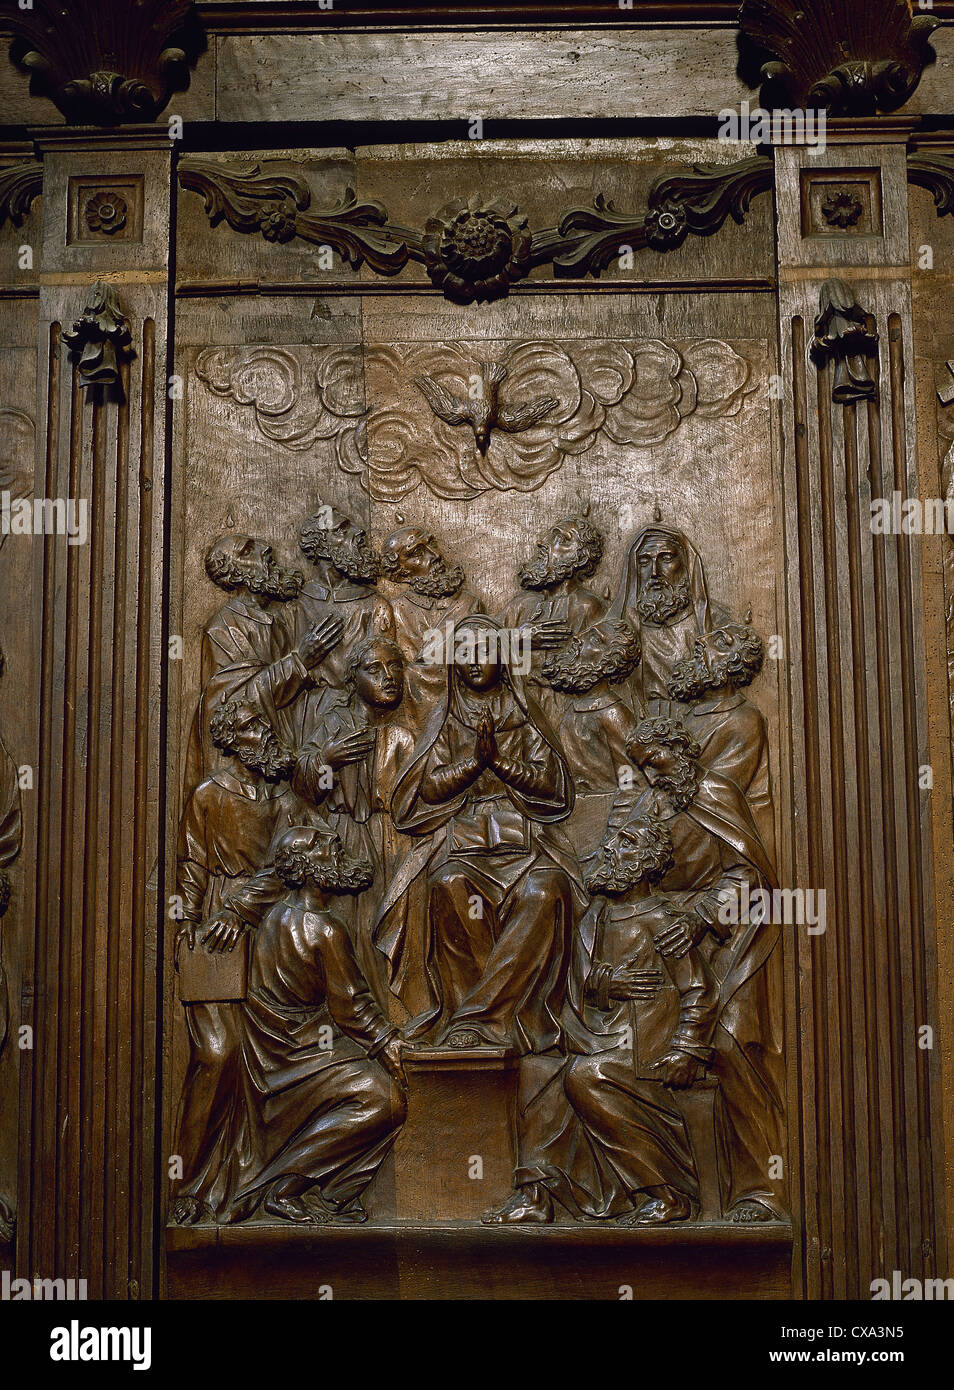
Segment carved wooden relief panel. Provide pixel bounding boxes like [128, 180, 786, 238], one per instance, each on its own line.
[1, 0, 952, 1319]
[163, 141, 791, 1284]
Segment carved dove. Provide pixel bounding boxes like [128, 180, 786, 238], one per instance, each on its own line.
[414, 359, 558, 455]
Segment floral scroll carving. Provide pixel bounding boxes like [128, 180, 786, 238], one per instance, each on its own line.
[178, 155, 776, 303]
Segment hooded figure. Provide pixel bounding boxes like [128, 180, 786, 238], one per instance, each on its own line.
[607, 522, 723, 713]
[374, 614, 584, 1053]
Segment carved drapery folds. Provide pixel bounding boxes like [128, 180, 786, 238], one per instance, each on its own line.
[810, 279, 879, 404]
[0, 0, 201, 124]
[178, 155, 776, 302]
[62, 281, 135, 392]
[739, 0, 939, 116]
[170, 491, 784, 1229]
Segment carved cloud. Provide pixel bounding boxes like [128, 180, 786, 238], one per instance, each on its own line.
[194, 339, 754, 502]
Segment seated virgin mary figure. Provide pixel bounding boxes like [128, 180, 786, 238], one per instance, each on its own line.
[374, 614, 583, 1054]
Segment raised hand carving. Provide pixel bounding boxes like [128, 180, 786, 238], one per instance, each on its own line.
[171, 486, 781, 1233]
[379, 614, 581, 1052]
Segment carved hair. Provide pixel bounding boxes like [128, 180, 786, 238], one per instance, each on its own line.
[567, 515, 604, 578]
[274, 841, 373, 893]
[204, 536, 249, 591]
[209, 699, 242, 750]
[344, 635, 405, 695]
[541, 619, 640, 690]
[717, 623, 765, 687]
[626, 716, 701, 763]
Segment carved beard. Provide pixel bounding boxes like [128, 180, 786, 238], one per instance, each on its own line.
[519, 548, 580, 591]
[585, 848, 647, 896]
[239, 558, 302, 601]
[586, 839, 661, 895]
[634, 576, 692, 625]
[307, 852, 374, 895]
[649, 755, 699, 812]
[667, 649, 716, 701]
[407, 561, 464, 598]
[325, 535, 379, 585]
[543, 646, 604, 694]
[238, 731, 296, 781]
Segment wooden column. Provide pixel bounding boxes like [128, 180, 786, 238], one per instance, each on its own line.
[775, 126, 947, 1298]
[16, 131, 172, 1299]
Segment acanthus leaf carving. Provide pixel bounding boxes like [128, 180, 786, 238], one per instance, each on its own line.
[0, 161, 43, 229]
[739, 0, 939, 116]
[178, 156, 775, 300]
[178, 159, 415, 275]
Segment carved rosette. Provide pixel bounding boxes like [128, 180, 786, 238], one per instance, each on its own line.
[85, 190, 128, 236]
[422, 196, 532, 304]
[820, 189, 864, 230]
[739, 0, 939, 116]
[62, 281, 135, 390]
[0, 0, 200, 124]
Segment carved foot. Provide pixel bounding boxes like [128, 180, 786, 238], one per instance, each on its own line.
[481, 1183, 553, 1225]
[729, 1199, 774, 1224]
[169, 1196, 214, 1226]
[618, 1188, 692, 1226]
[263, 1192, 329, 1225]
[444, 1029, 483, 1049]
[308, 1193, 368, 1225]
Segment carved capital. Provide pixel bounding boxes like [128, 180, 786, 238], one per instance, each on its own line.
[62, 281, 134, 391]
[739, 0, 939, 116]
[810, 279, 878, 404]
[0, 0, 202, 125]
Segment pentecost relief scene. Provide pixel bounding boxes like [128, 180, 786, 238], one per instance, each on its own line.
[166, 325, 785, 1235]
[5, 0, 954, 1319]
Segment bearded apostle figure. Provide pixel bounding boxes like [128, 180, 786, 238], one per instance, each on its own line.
[378, 524, 484, 733]
[375, 614, 584, 1052]
[606, 520, 726, 714]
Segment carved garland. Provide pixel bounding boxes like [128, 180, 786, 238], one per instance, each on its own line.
[177, 155, 776, 304]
